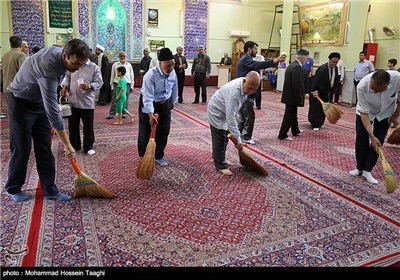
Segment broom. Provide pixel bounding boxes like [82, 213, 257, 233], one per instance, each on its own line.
[228, 134, 268, 176]
[315, 95, 344, 124]
[70, 158, 116, 198]
[376, 146, 397, 194]
[136, 113, 159, 180]
[387, 126, 400, 145]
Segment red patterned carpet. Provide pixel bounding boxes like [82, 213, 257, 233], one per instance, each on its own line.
[1, 87, 399, 267]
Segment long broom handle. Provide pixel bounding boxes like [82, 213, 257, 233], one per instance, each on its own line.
[227, 134, 242, 150]
[149, 113, 159, 139]
[70, 158, 82, 175]
[315, 95, 325, 105]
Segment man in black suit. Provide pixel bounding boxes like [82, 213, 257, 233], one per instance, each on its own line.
[309, 52, 341, 131]
[278, 49, 309, 141]
[173, 46, 188, 103]
[96, 44, 110, 105]
[219, 52, 232, 65]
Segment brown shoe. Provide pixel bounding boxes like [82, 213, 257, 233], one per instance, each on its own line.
[218, 169, 233, 176]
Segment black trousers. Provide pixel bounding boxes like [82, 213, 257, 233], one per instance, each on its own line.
[138, 94, 172, 160]
[68, 107, 95, 153]
[210, 125, 229, 170]
[237, 98, 255, 141]
[353, 79, 360, 105]
[308, 94, 327, 129]
[193, 73, 207, 102]
[329, 75, 342, 103]
[98, 84, 111, 104]
[254, 86, 262, 109]
[177, 73, 185, 103]
[355, 114, 389, 172]
[6, 94, 59, 196]
[278, 104, 300, 139]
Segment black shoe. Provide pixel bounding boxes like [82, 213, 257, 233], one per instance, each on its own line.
[256, 106, 261, 110]
[202, 101, 206, 104]
[106, 115, 115, 119]
[192, 101, 199, 104]
[122, 115, 127, 119]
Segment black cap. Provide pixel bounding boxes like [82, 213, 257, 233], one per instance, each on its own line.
[297, 49, 309, 56]
[158, 47, 174, 61]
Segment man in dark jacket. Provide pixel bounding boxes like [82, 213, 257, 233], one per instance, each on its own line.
[309, 52, 341, 131]
[278, 49, 309, 141]
[173, 46, 188, 103]
[96, 44, 110, 105]
[236, 40, 286, 144]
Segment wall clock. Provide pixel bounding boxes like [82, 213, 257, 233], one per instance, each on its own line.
[148, 9, 158, 20]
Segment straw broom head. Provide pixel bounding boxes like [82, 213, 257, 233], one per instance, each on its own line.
[315, 96, 343, 124]
[70, 159, 116, 198]
[136, 114, 159, 180]
[136, 138, 156, 180]
[228, 134, 268, 176]
[387, 126, 400, 145]
[377, 146, 397, 194]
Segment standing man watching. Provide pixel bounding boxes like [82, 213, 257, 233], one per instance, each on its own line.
[349, 70, 400, 184]
[1, 36, 26, 119]
[236, 40, 286, 144]
[278, 49, 309, 141]
[138, 48, 178, 167]
[174, 46, 188, 103]
[108, 51, 135, 119]
[96, 44, 110, 105]
[6, 39, 91, 202]
[353, 51, 375, 106]
[191, 45, 211, 104]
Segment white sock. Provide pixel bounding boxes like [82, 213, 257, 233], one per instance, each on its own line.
[362, 171, 378, 184]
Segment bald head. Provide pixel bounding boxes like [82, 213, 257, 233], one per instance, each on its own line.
[118, 51, 126, 62]
[243, 71, 261, 95]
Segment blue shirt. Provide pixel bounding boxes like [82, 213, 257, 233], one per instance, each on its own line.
[8, 45, 68, 131]
[354, 59, 375, 81]
[141, 65, 178, 114]
[302, 57, 314, 72]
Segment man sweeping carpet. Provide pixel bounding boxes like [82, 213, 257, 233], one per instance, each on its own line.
[207, 71, 261, 176]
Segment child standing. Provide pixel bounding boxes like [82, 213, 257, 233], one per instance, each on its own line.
[114, 66, 134, 125]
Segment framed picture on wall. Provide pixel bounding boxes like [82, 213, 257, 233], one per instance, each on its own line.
[148, 8, 158, 27]
[299, 0, 349, 46]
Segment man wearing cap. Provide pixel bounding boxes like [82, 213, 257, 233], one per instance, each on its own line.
[95, 44, 110, 105]
[138, 48, 178, 167]
[278, 49, 309, 141]
[108, 51, 135, 119]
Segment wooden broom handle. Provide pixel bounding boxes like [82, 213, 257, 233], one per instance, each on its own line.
[315, 95, 324, 105]
[70, 158, 81, 175]
[228, 134, 238, 145]
[150, 113, 159, 139]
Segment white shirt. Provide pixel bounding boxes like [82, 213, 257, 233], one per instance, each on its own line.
[207, 77, 247, 144]
[356, 71, 400, 121]
[110, 61, 134, 90]
[149, 57, 159, 69]
[337, 59, 345, 81]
